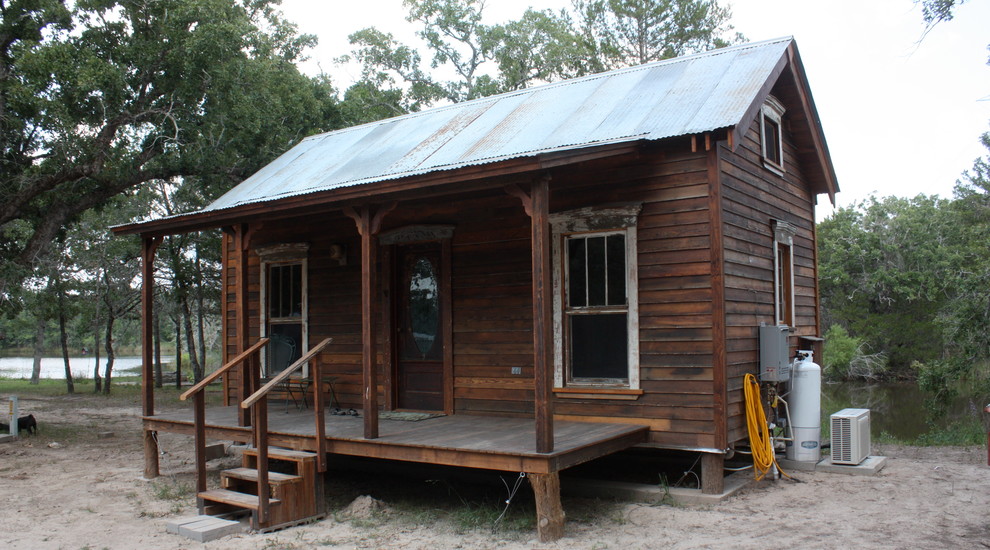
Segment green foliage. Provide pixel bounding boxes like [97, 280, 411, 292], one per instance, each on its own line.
[573, 0, 743, 68]
[822, 325, 859, 381]
[0, 0, 341, 304]
[819, 128, 990, 390]
[818, 194, 962, 373]
[341, 0, 742, 116]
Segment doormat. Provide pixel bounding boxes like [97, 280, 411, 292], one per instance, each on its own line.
[378, 411, 446, 422]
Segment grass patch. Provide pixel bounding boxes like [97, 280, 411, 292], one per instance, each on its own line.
[913, 418, 986, 446]
[151, 478, 193, 501]
[0, 376, 224, 410]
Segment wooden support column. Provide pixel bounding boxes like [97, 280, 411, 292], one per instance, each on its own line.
[345, 203, 396, 440]
[141, 235, 163, 479]
[236, 224, 252, 427]
[530, 472, 565, 542]
[531, 177, 553, 454]
[708, 146, 728, 454]
[507, 176, 554, 454]
[701, 452, 725, 495]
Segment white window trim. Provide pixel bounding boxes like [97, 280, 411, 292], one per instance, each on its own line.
[550, 205, 641, 390]
[760, 95, 786, 174]
[257, 243, 309, 378]
[772, 221, 796, 327]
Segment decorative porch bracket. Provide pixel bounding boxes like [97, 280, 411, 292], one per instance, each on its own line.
[505, 175, 554, 454]
[141, 235, 163, 479]
[344, 202, 397, 440]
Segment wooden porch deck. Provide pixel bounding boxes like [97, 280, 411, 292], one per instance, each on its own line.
[147, 407, 649, 474]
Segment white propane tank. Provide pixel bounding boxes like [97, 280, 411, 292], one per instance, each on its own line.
[786, 350, 822, 462]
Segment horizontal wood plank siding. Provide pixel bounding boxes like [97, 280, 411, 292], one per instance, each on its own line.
[217, 120, 821, 454]
[720, 117, 820, 446]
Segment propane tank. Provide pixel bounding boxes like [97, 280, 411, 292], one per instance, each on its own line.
[786, 350, 822, 462]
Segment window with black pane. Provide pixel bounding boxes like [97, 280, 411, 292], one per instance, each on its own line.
[565, 232, 628, 383]
[266, 262, 304, 376]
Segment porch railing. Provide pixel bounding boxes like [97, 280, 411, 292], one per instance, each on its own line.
[179, 338, 270, 496]
[241, 337, 333, 524]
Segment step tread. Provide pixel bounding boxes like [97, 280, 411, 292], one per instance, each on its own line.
[223, 467, 301, 483]
[198, 489, 280, 510]
[242, 447, 316, 460]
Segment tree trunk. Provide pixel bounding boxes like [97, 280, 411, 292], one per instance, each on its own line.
[153, 306, 162, 388]
[31, 313, 44, 385]
[93, 286, 102, 393]
[103, 313, 116, 395]
[181, 292, 202, 382]
[174, 317, 182, 389]
[195, 242, 206, 372]
[56, 278, 74, 394]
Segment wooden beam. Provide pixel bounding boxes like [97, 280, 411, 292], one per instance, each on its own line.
[701, 452, 724, 495]
[236, 224, 251, 427]
[530, 175, 554, 454]
[707, 146, 728, 452]
[345, 204, 395, 440]
[530, 472, 565, 542]
[140, 235, 162, 479]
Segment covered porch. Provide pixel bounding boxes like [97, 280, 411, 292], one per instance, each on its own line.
[146, 406, 649, 474]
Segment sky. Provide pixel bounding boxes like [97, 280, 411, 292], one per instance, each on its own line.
[277, 0, 990, 218]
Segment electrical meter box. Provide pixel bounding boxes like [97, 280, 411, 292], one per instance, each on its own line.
[760, 324, 791, 382]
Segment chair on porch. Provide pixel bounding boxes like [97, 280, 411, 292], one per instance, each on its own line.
[267, 332, 310, 412]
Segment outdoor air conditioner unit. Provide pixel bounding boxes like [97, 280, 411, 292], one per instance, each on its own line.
[830, 408, 871, 465]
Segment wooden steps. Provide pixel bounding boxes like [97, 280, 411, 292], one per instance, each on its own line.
[222, 467, 301, 484]
[195, 446, 325, 532]
[199, 488, 280, 510]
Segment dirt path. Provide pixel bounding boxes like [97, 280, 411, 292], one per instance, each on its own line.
[1, 396, 988, 549]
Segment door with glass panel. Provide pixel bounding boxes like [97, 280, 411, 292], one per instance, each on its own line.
[394, 243, 444, 411]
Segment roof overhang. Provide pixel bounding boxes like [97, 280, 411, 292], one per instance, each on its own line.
[729, 41, 838, 204]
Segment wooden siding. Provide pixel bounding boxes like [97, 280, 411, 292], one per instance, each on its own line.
[719, 116, 819, 446]
[219, 121, 821, 452]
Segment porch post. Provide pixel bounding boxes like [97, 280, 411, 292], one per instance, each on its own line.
[531, 176, 554, 454]
[141, 235, 162, 479]
[346, 203, 396, 440]
[236, 224, 252, 427]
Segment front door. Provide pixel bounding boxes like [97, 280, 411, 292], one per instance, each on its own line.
[394, 243, 445, 411]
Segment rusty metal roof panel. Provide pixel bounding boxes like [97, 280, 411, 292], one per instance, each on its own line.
[204, 37, 793, 213]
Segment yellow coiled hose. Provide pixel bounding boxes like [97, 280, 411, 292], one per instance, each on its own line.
[743, 372, 788, 481]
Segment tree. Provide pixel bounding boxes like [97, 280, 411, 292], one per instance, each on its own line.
[918, 0, 968, 26]
[342, 0, 743, 118]
[572, 0, 742, 69]
[818, 195, 963, 373]
[0, 0, 340, 309]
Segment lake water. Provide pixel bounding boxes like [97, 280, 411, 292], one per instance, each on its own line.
[0, 356, 150, 380]
[822, 381, 987, 440]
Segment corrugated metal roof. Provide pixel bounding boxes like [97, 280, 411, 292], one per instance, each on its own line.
[204, 37, 794, 213]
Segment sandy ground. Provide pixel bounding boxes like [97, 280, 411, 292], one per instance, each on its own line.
[1, 396, 989, 550]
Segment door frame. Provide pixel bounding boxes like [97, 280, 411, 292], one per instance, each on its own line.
[380, 225, 454, 414]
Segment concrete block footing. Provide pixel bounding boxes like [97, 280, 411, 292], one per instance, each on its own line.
[166, 515, 243, 542]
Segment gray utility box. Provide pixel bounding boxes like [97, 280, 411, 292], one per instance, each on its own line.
[760, 324, 791, 382]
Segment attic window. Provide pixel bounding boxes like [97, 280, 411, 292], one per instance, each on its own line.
[761, 95, 786, 173]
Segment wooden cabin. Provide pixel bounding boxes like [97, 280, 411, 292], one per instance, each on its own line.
[114, 37, 837, 540]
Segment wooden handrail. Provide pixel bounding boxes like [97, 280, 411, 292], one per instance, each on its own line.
[239, 336, 333, 527]
[241, 338, 334, 409]
[181, 337, 269, 515]
[180, 338, 270, 401]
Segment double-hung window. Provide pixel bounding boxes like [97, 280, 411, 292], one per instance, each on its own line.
[257, 243, 309, 377]
[773, 221, 796, 327]
[551, 205, 640, 390]
[761, 95, 786, 173]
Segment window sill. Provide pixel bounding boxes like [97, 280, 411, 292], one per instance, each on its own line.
[553, 387, 643, 400]
[762, 160, 785, 177]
